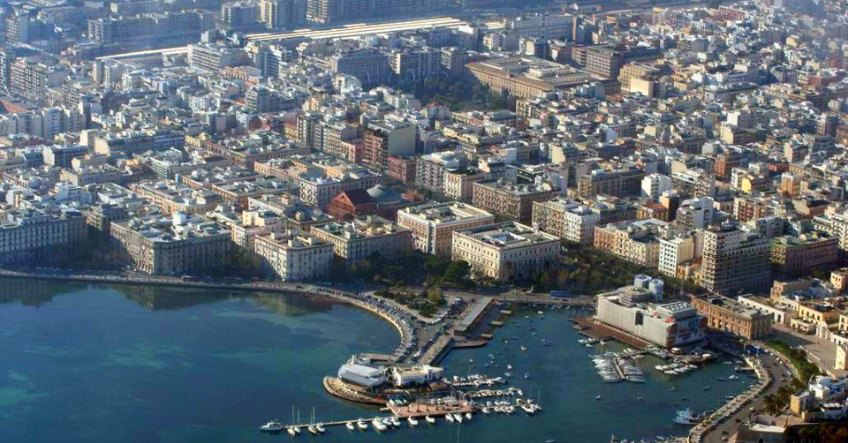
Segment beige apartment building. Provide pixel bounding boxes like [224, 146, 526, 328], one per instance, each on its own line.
[531, 198, 600, 244]
[472, 179, 558, 222]
[452, 221, 559, 281]
[110, 212, 231, 275]
[397, 202, 494, 257]
[253, 231, 333, 281]
[310, 215, 412, 262]
[132, 180, 220, 215]
[593, 219, 666, 268]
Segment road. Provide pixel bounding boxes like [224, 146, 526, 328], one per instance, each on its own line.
[699, 353, 794, 443]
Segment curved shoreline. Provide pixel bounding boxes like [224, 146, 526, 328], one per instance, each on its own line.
[0, 269, 415, 360]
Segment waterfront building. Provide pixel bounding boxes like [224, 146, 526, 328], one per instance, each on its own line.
[451, 221, 559, 281]
[254, 231, 333, 281]
[310, 215, 412, 262]
[531, 198, 599, 244]
[688, 294, 773, 340]
[397, 202, 494, 257]
[0, 207, 86, 265]
[109, 212, 231, 275]
[595, 281, 705, 348]
[390, 365, 444, 387]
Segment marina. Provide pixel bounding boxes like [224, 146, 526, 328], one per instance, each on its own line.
[1, 280, 756, 443]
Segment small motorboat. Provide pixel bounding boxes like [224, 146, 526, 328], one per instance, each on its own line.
[357, 419, 368, 431]
[259, 420, 284, 433]
[425, 415, 436, 424]
[465, 412, 472, 421]
[307, 425, 318, 435]
[346, 421, 355, 431]
[454, 413, 463, 423]
[316, 424, 325, 433]
[408, 416, 419, 427]
[595, 395, 602, 400]
[287, 427, 296, 436]
[390, 416, 402, 427]
[445, 413, 455, 423]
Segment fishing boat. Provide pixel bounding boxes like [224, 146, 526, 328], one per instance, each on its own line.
[425, 415, 436, 424]
[346, 421, 355, 431]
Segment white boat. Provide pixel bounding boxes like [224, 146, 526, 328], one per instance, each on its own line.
[595, 395, 602, 400]
[307, 425, 318, 435]
[408, 416, 419, 427]
[454, 413, 463, 423]
[390, 416, 401, 427]
[316, 424, 325, 433]
[259, 420, 284, 433]
[445, 413, 455, 423]
[521, 404, 535, 414]
[346, 421, 355, 431]
[357, 419, 368, 431]
[287, 427, 296, 436]
[521, 346, 528, 352]
[425, 415, 436, 424]
[291, 426, 301, 435]
[481, 407, 491, 414]
[372, 418, 388, 432]
[673, 408, 700, 425]
[507, 364, 513, 370]
[465, 412, 472, 421]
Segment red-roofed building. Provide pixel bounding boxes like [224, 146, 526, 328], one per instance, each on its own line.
[326, 189, 378, 221]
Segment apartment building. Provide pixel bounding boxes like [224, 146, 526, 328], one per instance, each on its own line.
[593, 219, 667, 268]
[397, 202, 494, 257]
[770, 233, 839, 276]
[132, 181, 220, 215]
[451, 221, 559, 281]
[0, 208, 86, 265]
[472, 179, 558, 222]
[310, 215, 412, 262]
[254, 231, 333, 281]
[531, 198, 599, 244]
[109, 212, 231, 275]
[700, 223, 771, 296]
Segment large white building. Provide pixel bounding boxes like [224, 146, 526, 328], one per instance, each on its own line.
[595, 280, 705, 348]
[452, 221, 559, 281]
[253, 231, 333, 281]
[658, 234, 698, 278]
[397, 202, 494, 256]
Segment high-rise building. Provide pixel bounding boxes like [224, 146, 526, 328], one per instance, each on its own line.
[260, 0, 293, 29]
[700, 224, 770, 296]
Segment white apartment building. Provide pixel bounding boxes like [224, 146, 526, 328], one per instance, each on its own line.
[641, 173, 672, 200]
[658, 235, 698, 278]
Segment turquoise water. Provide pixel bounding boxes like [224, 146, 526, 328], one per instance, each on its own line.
[0, 280, 753, 442]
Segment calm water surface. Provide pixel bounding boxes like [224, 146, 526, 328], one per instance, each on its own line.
[0, 279, 754, 442]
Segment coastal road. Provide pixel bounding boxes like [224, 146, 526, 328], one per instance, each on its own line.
[699, 354, 793, 443]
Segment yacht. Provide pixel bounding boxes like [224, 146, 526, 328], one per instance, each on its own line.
[259, 421, 284, 433]
[425, 415, 436, 424]
[408, 416, 419, 427]
[372, 418, 388, 432]
[346, 421, 355, 431]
